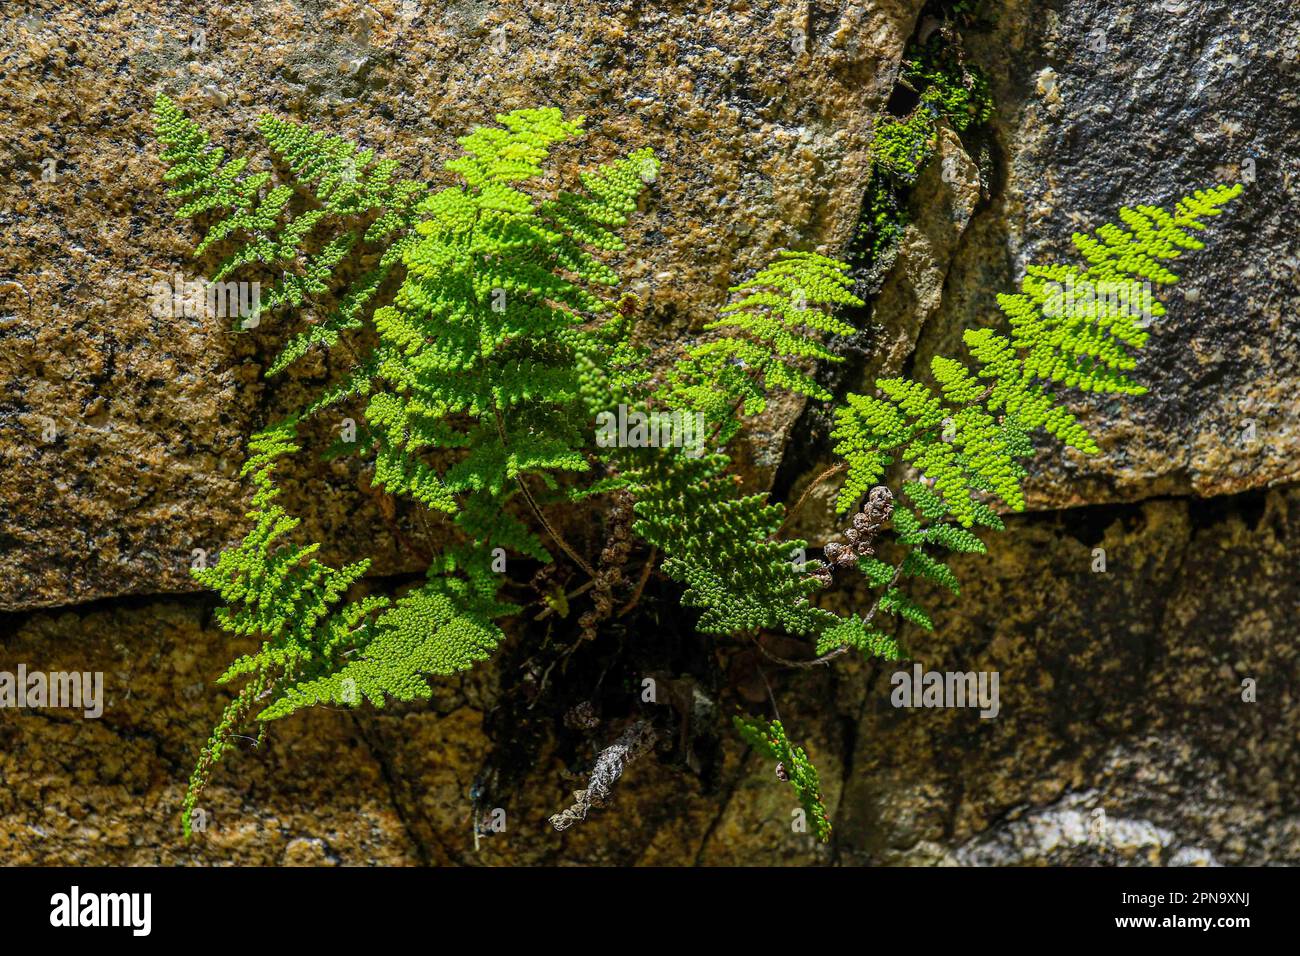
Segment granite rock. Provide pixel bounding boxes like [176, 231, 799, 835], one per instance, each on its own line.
[2, 484, 1294, 865]
[0, 0, 922, 610]
[1, 0, 1297, 868]
[912, 0, 1300, 508]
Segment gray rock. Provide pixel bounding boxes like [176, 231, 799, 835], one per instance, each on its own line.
[916, 0, 1300, 508]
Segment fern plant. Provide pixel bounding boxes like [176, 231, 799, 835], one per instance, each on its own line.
[157, 95, 666, 831]
[819, 184, 1243, 666]
[155, 91, 1240, 845]
[733, 716, 832, 843]
[856, 28, 995, 275]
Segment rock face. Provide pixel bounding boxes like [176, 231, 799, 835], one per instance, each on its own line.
[913, 0, 1300, 508]
[788, 0, 1298, 533]
[1, 0, 1298, 866]
[836, 485, 1300, 866]
[0, 0, 921, 610]
[3, 485, 1294, 865]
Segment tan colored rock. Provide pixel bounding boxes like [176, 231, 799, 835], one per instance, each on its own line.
[2, 0, 1296, 869]
[0, 0, 924, 610]
[3, 485, 1295, 865]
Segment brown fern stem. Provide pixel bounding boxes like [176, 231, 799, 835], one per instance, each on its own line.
[776, 461, 847, 536]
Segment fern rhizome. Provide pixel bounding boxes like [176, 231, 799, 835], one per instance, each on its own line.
[153, 91, 1241, 844]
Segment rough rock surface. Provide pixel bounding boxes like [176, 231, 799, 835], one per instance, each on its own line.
[0, 0, 921, 610]
[912, 0, 1300, 508]
[1, 0, 1298, 867]
[2, 484, 1294, 865]
[786, 0, 1298, 540]
[861, 126, 983, 389]
[834, 484, 1300, 866]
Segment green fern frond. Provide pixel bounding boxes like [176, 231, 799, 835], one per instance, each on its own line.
[614, 250, 868, 646]
[661, 250, 863, 443]
[181, 420, 390, 833]
[834, 185, 1242, 522]
[358, 108, 654, 552]
[154, 93, 428, 365]
[825, 184, 1241, 660]
[902, 546, 961, 594]
[266, 263, 391, 376]
[622, 448, 837, 636]
[182, 674, 266, 838]
[815, 614, 900, 658]
[446, 108, 587, 186]
[258, 576, 507, 720]
[877, 586, 933, 631]
[257, 114, 425, 216]
[154, 95, 311, 287]
[733, 716, 832, 843]
[182, 422, 514, 832]
[153, 93, 264, 223]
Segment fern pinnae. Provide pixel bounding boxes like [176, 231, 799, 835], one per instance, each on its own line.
[616, 251, 867, 640]
[157, 94, 1242, 843]
[160, 103, 664, 833]
[822, 184, 1242, 659]
[733, 716, 832, 843]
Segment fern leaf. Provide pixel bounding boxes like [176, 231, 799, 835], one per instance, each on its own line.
[662, 251, 863, 441]
[733, 717, 832, 843]
[623, 449, 837, 636]
[258, 579, 506, 720]
[825, 185, 1240, 659]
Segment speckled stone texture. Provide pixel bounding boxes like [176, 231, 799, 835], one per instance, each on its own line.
[0, 0, 921, 610]
[1, 0, 1298, 867]
[834, 485, 1300, 866]
[2, 485, 1294, 865]
[911, 0, 1300, 507]
[787, 0, 1299, 536]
